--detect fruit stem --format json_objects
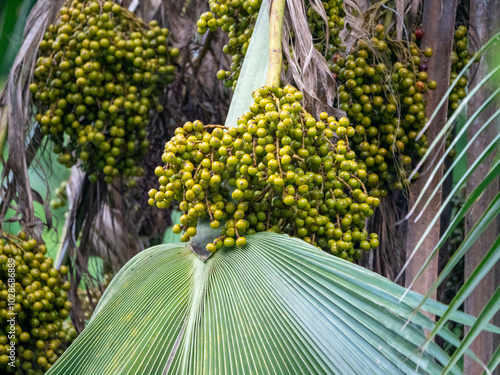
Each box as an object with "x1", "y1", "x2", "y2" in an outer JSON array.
[
  {"x1": 383, "y1": 4, "x2": 392, "y2": 35},
  {"x1": 266, "y1": 0, "x2": 286, "y2": 87}
]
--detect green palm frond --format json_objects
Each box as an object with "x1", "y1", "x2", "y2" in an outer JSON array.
[{"x1": 46, "y1": 232, "x2": 499, "y2": 375}]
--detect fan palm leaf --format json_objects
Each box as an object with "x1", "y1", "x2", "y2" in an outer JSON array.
[{"x1": 46, "y1": 232, "x2": 498, "y2": 375}]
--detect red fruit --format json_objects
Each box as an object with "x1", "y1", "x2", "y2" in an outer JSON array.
[
  {"x1": 332, "y1": 73, "x2": 339, "y2": 81},
  {"x1": 333, "y1": 53, "x2": 341, "y2": 63},
  {"x1": 415, "y1": 81, "x2": 425, "y2": 92},
  {"x1": 375, "y1": 24, "x2": 384, "y2": 33},
  {"x1": 418, "y1": 63, "x2": 428, "y2": 72},
  {"x1": 414, "y1": 27, "x2": 424, "y2": 40}
]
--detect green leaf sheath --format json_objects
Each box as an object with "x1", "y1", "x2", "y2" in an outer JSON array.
[{"x1": 224, "y1": 0, "x2": 269, "y2": 129}]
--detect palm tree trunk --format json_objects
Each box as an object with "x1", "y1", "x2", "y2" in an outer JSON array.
[
  {"x1": 465, "y1": 1, "x2": 500, "y2": 372},
  {"x1": 405, "y1": 0, "x2": 457, "y2": 305}
]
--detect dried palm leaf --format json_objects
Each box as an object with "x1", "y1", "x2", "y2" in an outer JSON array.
[
  {"x1": 363, "y1": 191, "x2": 407, "y2": 284},
  {"x1": 282, "y1": 0, "x2": 344, "y2": 118},
  {"x1": 0, "y1": 0, "x2": 65, "y2": 235}
]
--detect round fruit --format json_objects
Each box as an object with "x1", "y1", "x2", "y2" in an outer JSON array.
[
  {"x1": 0, "y1": 230, "x2": 77, "y2": 374},
  {"x1": 32, "y1": 0, "x2": 176, "y2": 187},
  {"x1": 329, "y1": 24, "x2": 437, "y2": 191},
  {"x1": 150, "y1": 84, "x2": 379, "y2": 263}
]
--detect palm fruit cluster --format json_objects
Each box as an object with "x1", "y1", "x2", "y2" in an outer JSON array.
[
  {"x1": 307, "y1": 0, "x2": 345, "y2": 58},
  {"x1": 30, "y1": 0, "x2": 177, "y2": 186},
  {"x1": 444, "y1": 25, "x2": 475, "y2": 158},
  {"x1": 330, "y1": 24, "x2": 437, "y2": 193},
  {"x1": 0, "y1": 231, "x2": 77, "y2": 374},
  {"x1": 198, "y1": 0, "x2": 263, "y2": 90},
  {"x1": 49, "y1": 181, "x2": 68, "y2": 210},
  {"x1": 149, "y1": 84, "x2": 380, "y2": 262},
  {"x1": 78, "y1": 272, "x2": 112, "y2": 321},
  {"x1": 449, "y1": 25, "x2": 472, "y2": 113},
  {"x1": 202, "y1": 0, "x2": 345, "y2": 88}
]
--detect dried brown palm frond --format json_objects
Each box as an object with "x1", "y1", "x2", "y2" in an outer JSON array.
[
  {"x1": 0, "y1": 0, "x2": 65, "y2": 237},
  {"x1": 341, "y1": 0, "x2": 370, "y2": 52},
  {"x1": 406, "y1": 0, "x2": 422, "y2": 34},
  {"x1": 281, "y1": 0, "x2": 344, "y2": 118},
  {"x1": 59, "y1": 167, "x2": 145, "y2": 330},
  {"x1": 394, "y1": 0, "x2": 422, "y2": 40},
  {"x1": 363, "y1": 191, "x2": 407, "y2": 285},
  {"x1": 158, "y1": 0, "x2": 231, "y2": 123}
]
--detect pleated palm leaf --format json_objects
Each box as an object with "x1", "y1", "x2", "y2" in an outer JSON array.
[{"x1": 47, "y1": 232, "x2": 500, "y2": 375}]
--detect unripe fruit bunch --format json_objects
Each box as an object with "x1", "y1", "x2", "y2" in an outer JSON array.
[
  {"x1": 330, "y1": 24, "x2": 437, "y2": 192},
  {"x1": 445, "y1": 25, "x2": 476, "y2": 158},
  {"x1": 77, "y1": 272, "x2": 113, "y2": 321},
  {"x1": 204, "y1": 0, "x2": 345, "y2": 89},
  {"x1": 31, "y1": 0, "x2": 177, "y2": 186},
  {"x1": 199, "y1": 0, "x2": 263, "y2": 90},
  {"x1": 0, "y1": 231, "x2": 77, "y2": 374},
  {"x1": 307, "y1": 0, "x2": 345, "y2": 57},
  {"x1": 448, "y1": 25, "x2": 473, "y2": 114},
  {"x1": 149, "y1": 84, "x2": 380, "y2": 262},
  {"x1": 50, "y1": 181, "x2": 68, "y2": 210}
]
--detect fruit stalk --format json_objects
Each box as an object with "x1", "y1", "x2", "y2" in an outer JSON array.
[{"x1": 266, "y1": 0, "x2": 286, "y2": 86}]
